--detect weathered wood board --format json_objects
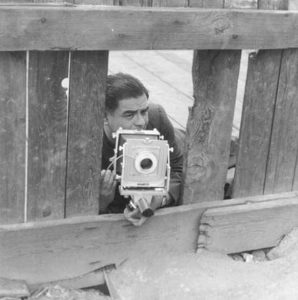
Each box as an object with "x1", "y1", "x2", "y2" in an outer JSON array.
[
  {"x1": 198, "y1": 193, "x2": 298, "y2": 253},
  {"x1": 233, "y1": 50, "x2": 282, "y2": 197},
  {"x1": 0, "y1": 191, "x2": 296, "y2": 286},
  {"x1": 27, "y1": 51, "x2": 69, "y2": 221},
  {"x1": 264, "y1": 49, "x2": 298, "y2": 194},
  {"x1": 0, "y1": 52, "x2": 26, "y2": 225},
  {"x1": 259, "y1": 0, "x2": 289, "y2": 9},
  {"x1": 153, "y1": 0, "x2": 187, "y2": 6},
  {"x1": 233, "y1": 0, "x2": 295, "y2": 197},
  {"x1": 1, "y1": 6, "x2": 298, "y2": 50},
  {"x1": 189, "y1": 0, "x2": 223, "y2": 7},
  {"x1": 224, "y1": 0, "x2": 257, "y2": 8},
  {"x1": 182, "y1": 0, "x2": 243, "y2": 204},
  {"x1": 65, "y1": 51, "x2": 108, "y2": 217},
  {"x1": 183, "y1": 50, "x2": 241, "y2": 203}
]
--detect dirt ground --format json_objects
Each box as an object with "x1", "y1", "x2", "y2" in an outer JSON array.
[{"x1": 110, "y1": 228, "x2": 298, "y2": 300}]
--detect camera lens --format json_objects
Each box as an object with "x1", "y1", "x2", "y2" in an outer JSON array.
[
  {"x1": 135, "y1": 152, "x2": 157, "y2": 174},
  {"x1": 140, "y1": 158, "x2": 153, "y2": 170}
]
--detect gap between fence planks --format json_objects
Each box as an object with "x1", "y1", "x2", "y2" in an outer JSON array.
[
  {"x1": 0, "y1": 191, "x2": 296, "y2": 286},
  {"x1": 1, "y1": 6, "x2": 298, "y2": 50},
  {"x1": 198, "y1": 192, "x2": 298, "y2": 254}
]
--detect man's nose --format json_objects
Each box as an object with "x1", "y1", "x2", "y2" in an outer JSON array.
[{"x1": 134, "y1": 113, "x2": 146, "y2": 128}]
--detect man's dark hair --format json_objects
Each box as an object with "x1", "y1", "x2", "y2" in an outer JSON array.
[{"x1": 105, "y1": 73, "x2": 149, "y2": 112}]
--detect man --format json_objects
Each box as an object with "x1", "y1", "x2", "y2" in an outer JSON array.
[{"x1": 100, "y1": 73, "x2": 183, "y2": 225}]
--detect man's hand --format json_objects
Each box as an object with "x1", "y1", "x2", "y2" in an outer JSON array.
[
  {"x1": 99, "y1": 170, "x2": 117, "y2": 212},
  {"x1": 123, "y1": 195, "x2": 167, "y2": 226}
]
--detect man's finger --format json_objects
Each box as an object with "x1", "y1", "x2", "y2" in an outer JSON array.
[
  {"x1": 103, "y1": 170, "x2": 112, "y2": 184},
  {"x1": 99, "y1": 170, "x2": 106, "y2": 184},
  {"x1": 108, "y1": 171, "x2": 116, "y2": 186},
  {"x1": 123, "y1": 207, "x2": 148, "y2": 226}
]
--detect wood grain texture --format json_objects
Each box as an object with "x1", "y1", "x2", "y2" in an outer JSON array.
[
  {"x1": 152, "y1": 0, "x2": 187, "y2": 6},
  {"x1": 65, "y1": 51, "x2": 108, "y2": 217},
  {"x1": 258, "y1": 0, "x2": 289, "y2": 9},
  {"x1": 0, "y1": 52, "x2": 26, "y2": 225},
  {"x1": 1, "y1": 6, "x2": 298, "y2": 50},
  {"x1": 27, "y1": 52, "x2": 69, "y2": 221},
  {"x1": 225, "y1": 0, "x2": 257, "y2": 8},
  {"x1": 182, "y1": 0, "x2": 242, "y2": 204},
  {"x1": 74, "y1": 0, "x2": 114, "y2": 4},
  {"x1": 233, "y1": 50, "x2": 282, "y2": 197},
  {"x1": 294, "y1": 165, "x2": 298, "y2": 191},
  {"x1": 233, "y1": 0, "x2": 289, "y2": 198},
  {"x1": 264, "y1": 49, "x2": 298, "y2": 194},
  {"x1": 189, "y1": 0, "x2": 223, "y2": 7},
  {"x1": 198, "y1": 193, "x2": 298, "y2": 253},
  {"x1": 182, "y1": 50, "x2": 241, "y2": 203},
  {"x1": 1, "y1": 191, "x2": 295, "y2": 285}
]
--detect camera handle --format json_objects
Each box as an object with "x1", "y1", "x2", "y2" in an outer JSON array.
[{"x1": 128, "y1": 195, "x2": 154, "y2": 218}]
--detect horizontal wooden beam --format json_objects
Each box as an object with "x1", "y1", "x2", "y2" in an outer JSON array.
[
  {"x1": 0, "y1": 5, "x2": 298, "y2": 50},
  {"x1": 198, "y1": 193, "x2": 298, "y2": 254},
  {"x1": 0, "y1": 191, "x2": 297, "y2": 286}
]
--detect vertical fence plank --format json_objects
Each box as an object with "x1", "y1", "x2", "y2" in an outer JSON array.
[
  {"x1": 182, "y1": 0, "x2": 242, "y2": 204},
  {"x1": 0, "y1": 52, "x2": 26, "y2": 224},
  {"x1": 152, "y1": 0, "x2": 187, "y2": 6},
  {"x1": 258, "y1": 0, "x2": 288, "y2": 8},
  {"x1": 294, "y1": 164, "x2": 298, "y2": 191},
  {"x1": 65, "y1": 51, "x2": 108, "y2": 217},
  {"x1": 189, "y1": 0, "x2": 223, "y2": 7},
  {"x1": 119, "y1": 0, "x2": 143, "y2": 5},
  {"x1": 224, "y1": 0, "x2": 257, "y2": 7},
  {"x1": 183, "y1": 50, "x2": 241, "y2": 203},
  {"x1": 73, "y1": 0, "x2": 114, "y2": 4},
  {"x1": 27, "y1": 52, "x2": 69, "y2": 221},
  {"x1": 233, "y1": 50, "x2": 282, "y2": 197},
  {"x1": 233, "y1": 0, "x2": 289, "y2": 197},
  {"x1": 264, "y1": 49, "x2": 298, "y2": 193}
]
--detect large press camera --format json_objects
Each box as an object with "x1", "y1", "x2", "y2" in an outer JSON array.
[{"x1": 113, "y1": 128, "x2": 172, "y2": 217}]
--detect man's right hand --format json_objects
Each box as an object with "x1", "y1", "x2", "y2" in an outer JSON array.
[{"x1": 99, "y1": 170, "x2": 117, "y2": 212}]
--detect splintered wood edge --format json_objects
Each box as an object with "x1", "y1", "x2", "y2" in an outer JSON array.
[{"x1": 197, "y1": 193, "x2": 298, "y2": 253}]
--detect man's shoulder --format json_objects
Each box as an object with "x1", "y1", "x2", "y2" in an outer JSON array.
[
  {"x1": 148, "y1": 102, "x2": 163, "y2": 114},
  {"x1": 148, "y1": 102, "x2": 166, "y2": 129}
]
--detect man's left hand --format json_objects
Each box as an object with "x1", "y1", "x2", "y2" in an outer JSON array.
[{"x1": 123, "y1": 195, "x2": 167, "y2": 226}]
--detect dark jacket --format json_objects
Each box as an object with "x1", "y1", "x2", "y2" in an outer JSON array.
[{"x1": 101, "y1": 103, "x2": 183, "y2": 213}]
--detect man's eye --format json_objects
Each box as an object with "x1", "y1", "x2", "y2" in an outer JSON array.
[
  {"x1": 125, "y1": 113, "x2": 134, "y2": 119},
  {"x1": 141, "y1": 109, "x2": 148, "y2": 115}
]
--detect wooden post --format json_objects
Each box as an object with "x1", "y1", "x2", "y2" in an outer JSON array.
[{"x1": 182, "y1": 0, "x2": 241, "y2": 204}]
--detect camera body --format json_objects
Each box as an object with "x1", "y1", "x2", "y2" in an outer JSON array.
[{"x1": 113, "y1": 128, "x2": 171, "y2": 217}]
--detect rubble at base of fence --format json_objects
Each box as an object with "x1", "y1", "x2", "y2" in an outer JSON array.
[{"x1": 230, "y1": 227, "x2": 298, "y2": 263}]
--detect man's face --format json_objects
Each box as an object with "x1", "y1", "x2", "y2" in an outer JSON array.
[{"x1": 105, "y1": 94, "x2": 149, "y2": 140}]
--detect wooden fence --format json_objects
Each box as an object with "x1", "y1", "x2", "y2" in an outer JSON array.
[
  {"x1": 1, "y1": 0, "x2": 297, "y2": 224},
  {"x1": 1, "y1": 0, "x2": 298, "y2": 287}
]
